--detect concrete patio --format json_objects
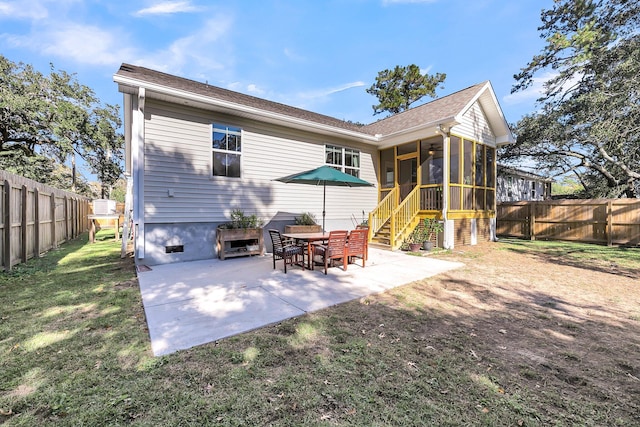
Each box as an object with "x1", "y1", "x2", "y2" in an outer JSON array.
[{"x1": 137, "y1": 248, "x2": 464, "y2": 356}]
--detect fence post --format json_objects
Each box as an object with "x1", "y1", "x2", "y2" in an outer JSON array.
[
  {"x1": 529, "y1": 202, "x2": 536, "y2": 241},
  {"x1": 51, "y1": 194, "x2": 57, "y2": 249},
  {"x1": 3, "y1": 180, "x2": 11, "y2": 271},
  {"x1": 64, "y1": 196, "x2": 69, "y2": 242},
  {"x1": 71, "y1": 198, "x2": 76, "y2": 238},
  {"x1": 21, "y1": 185, "x2": 28, "y2": 263},
  {"x1": 607, "y1": 200, "x2": 613, "y2": 246},
  {"x1": 34, "y1": 188, "x2": 40, "y2": 258}
]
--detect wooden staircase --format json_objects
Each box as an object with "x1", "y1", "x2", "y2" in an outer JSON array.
[
  {"x1": 369, "y1": 220, "x2": 391, "y2": 249},
  {"x1": 368, "y1": 186, "x2": 422, "y2": 251}
]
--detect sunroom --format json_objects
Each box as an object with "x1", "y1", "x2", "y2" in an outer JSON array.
[{"x1": 364, "y1": 82, "x2": 511, "y2": 250}]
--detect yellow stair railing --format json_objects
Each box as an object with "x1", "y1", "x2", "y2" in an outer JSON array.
[
  {"x1": 390, "y1": 186, "x2": 421, "y2": 250},
  {"x1": 368, "y1": 187, "x2": 398, "y2": 239}
]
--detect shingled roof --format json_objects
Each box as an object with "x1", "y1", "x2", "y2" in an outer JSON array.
[
  {"x1": 361, "y1": 82, "x2": 488, "y2": 136},
  {"x1": 114, "y1": 63, "x2": 493, "y2": 139},
  {"x1": 115, "y1": 63, "x2": 366, "y2": 134}
]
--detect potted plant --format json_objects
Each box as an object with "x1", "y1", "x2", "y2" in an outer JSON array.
[
  {"x1": 420, "y1": 218, "x2": 444, "y2": 251},
  {"x1": 404, "y1": 227, "x2": 423, "y2": 252},
  {"x1": 284, "y1": 212, "x2": 322, "y2": 233},
  {"x1": 216, "y1": 209, "x2": 265, "y2": 260}
]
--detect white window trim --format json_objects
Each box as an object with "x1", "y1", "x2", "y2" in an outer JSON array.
[
  {"x1": 211, "y1": 123, "x2": 243, "y2": 179},
  {"x1": 325, "y1": 144, "x2": 361, "y2": 177}
]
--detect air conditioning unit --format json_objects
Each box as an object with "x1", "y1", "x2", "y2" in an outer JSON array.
[{"x1": 93, "y1": 199, "x2": 117, "y2": 215}]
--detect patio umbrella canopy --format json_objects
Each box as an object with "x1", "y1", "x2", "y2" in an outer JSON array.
[{"x1": 275, "y1": 165, "x2": 374, "y2": 231}]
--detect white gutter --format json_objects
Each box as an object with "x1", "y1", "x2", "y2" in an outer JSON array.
[{"x1": 114, "y1": 74, "x2": 380, "y2": 145}]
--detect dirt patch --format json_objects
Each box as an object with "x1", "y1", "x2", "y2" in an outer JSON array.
[{"x1": 368, "y1": 241, "x2": 640, "y2": 423}]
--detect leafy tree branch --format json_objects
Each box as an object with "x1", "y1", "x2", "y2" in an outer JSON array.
[{"x1": 366, "y1": 64, "x2": 446, "y2": 115}]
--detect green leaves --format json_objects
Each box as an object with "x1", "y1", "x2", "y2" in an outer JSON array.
[
  {"x1": 366, "y1": 64, "x2": 446, "y2": 115},
  {"x1": 507, "y1": 0, "x2": 640, "y2": 198},
  {"x1": 0, "y1": 55, "x2": 123, "y2": 196}
]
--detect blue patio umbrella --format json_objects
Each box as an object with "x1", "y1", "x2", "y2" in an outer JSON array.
[{"x1": 275, "y1": 165, "x2": 374, "y2": 231}]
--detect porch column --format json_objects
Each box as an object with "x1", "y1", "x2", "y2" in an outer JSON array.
[{"x1": 440, "y1": 127, "x2": 454, "y2": 249}]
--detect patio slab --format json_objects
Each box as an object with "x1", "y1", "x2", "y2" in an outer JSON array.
[{"x1": 137, "y1": 248, "x2": 463, "y2": 356}]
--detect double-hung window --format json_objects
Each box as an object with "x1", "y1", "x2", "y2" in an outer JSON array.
[
  {"x1": 212, "y1": 123, "x2": 242, "y2": 178},
  {"x1": 325, "y1": 144, "x2": 360, "y2": 177}
]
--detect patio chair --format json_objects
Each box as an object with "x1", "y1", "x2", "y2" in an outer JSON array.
[
  {"x1": 312, "y1": 230, "x2": 349, "y2": 275},
  {"x1": 268, "y1": 229, "x2": 304, "y2": 273},
  {"x1": 355, "y1": 225, "x2": 369, "y2": 259},
  {"x1": 346, "y1": 228, "x2": 368, "y2": 268}
]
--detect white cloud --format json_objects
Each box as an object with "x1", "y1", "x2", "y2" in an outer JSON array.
[
  {"x1": 503, "y1": 71, "x2": 583, "y2": 107},
  {"x1": 134, "y1": 1, "x2": 200, "y2": 17},
  {"x1": 136, "y1": 17, "x2": 233, "y2": 75},
  {"x1": 2, "y1": 23, "x2": 135, "y2": 66},
  {"x1": 278, "y1": 81, "x2": 368, "y2": 111},
  {"x1": 419, "y1": 65, "x2": 433, "y2": 75},
  {"x1": 226, "y1": 82, "x2": 265, "y2": 96},
  {"x1": 0, "y1": 0, "x2": 49, "y2": 19},
  {"x1": 1, "y1": 6, "x2": 235, "y2": 78},
  {"x1": 298, "y1": 81, "x2": 367, "y2": 100},
  {"x1": 503, "y1": 72, "x2": 554, "y2": 105},
  {"x1": 0, "y1": 0, "x2": 82, "y2": 20},
  {"x1": 246, "y1": 84, "x2": 265, "y2": 95},
  {"x1": 223, "y1": 80, "x2": 367, "y2": 113}
]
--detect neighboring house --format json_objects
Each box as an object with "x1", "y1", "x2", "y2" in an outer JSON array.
[
  {"x1": 114, "y1": 64, "x2": 514, "y2": 265},
  {"x1": 496, "y1": 165, "x2": 553, "y2": 202}
]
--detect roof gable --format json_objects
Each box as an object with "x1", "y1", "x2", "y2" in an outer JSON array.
[{"x1": 361, "y1": 82, "x2": 487, "y2": 136}]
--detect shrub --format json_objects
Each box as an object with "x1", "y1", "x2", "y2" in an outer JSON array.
[
  {"x1": 220, "y1": 209, "x2": 264, "y2": 229},
  {"x1": 295, "y1": 212, "x2": 317, "y2": 226}
]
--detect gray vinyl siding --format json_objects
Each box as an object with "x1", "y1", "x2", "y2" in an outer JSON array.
[
  {"x1": 496, "y1": 174, "x2": 548, "y2": 202},
  {"x1": 143, "y1": 100, "x2": 378, "y2": 226},
  {"x1": 452, "y1": 101, "x2": 496, "y2": 145}
]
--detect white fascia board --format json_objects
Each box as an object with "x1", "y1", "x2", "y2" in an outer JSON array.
[
  {"x1": 455, "y1": 82, "x2": 515, "y2": 145},
  {"x1": 376, "y1": 117, "x2": 458, "y2": 149},
  {"x1": 459, "y1": 81, "x2": 491, "y2": 117},
  {"x1": 496, "y1": 134, "x2": 515, "y2": 145},
  {"x1": 114, "y1": 74, "x2": 379, "y2": 145}
]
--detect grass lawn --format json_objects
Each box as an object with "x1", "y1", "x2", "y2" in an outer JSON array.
[{"x1": 1, "y1": 232, "x2": 639, "y2": 426}]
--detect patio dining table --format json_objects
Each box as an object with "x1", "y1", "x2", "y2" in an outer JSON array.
[{"x1": 282, "y1": 232, "x2": 330, "y2": 269}]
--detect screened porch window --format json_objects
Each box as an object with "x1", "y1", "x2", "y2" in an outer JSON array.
[
  {"x1": 212, "y1": 123, "x2": 242, "y2": 178},
  {"x1": 449, "y1": 136, "x2": 496, "y2": 212},
  {"x1": 380, "y1": 148, "x2": 394, "y2": 188},
  {"x1": 420, "y1": 138, "x2": 443, "y2": 185},
  {"x1": 449, "y1": 136, "x2": 461, "y2": 184},
  {"x1": 326, "y1": 145, "x2": 360, "y2": 177}
]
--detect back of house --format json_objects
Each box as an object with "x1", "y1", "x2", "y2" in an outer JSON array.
[{"x1": 114, "y1": 64, "x2": 513, "y2": 265}]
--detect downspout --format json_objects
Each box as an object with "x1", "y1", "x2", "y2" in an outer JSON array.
[{"x1": 132, "y1": 87, "x2": 146, "y2": 259}]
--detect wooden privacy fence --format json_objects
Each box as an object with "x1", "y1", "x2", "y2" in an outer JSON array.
[
  {"x1": 1, "y1": 170, "x2": 90, "y2": 271},
  {"x1": 496, "y1": 199, "x2": 640, "y2": 246}
]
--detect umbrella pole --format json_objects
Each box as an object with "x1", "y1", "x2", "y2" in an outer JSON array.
[{"x1": 322, "y1": 183, "x2": 326, "y2": 232}]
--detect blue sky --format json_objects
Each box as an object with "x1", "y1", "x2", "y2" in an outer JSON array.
[{"x1": 1, "y1": 0, "x2": 554, "y2": 131}]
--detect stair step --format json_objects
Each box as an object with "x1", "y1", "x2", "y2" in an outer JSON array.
[{"x1": 372, "y1": 237, "x2": 390, "y2": 245}]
